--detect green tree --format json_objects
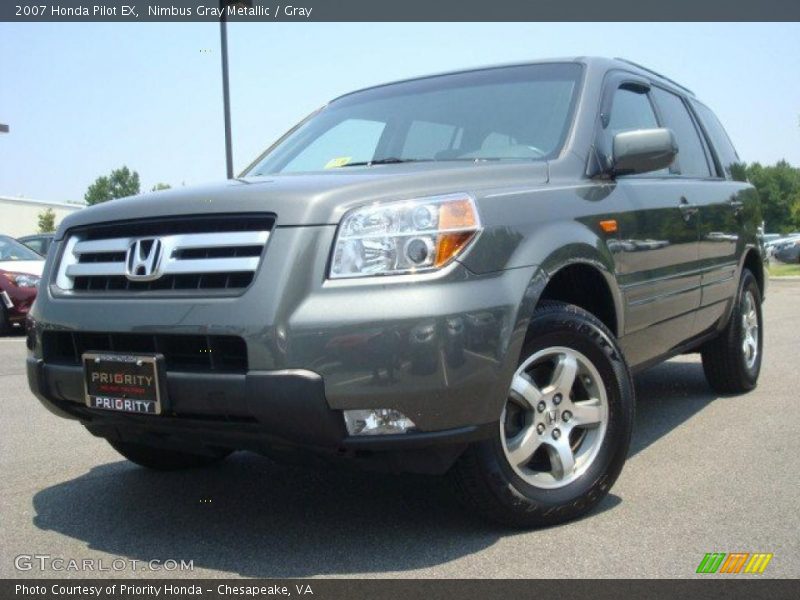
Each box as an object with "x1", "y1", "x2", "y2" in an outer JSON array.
[
  {"x1": 746, "y1": 161, "x2": 800, "y2": 233},
  {"x1": 37, "y1": 208, "x2": 56, "y2": 233},
  {"x1": 791, "y1": 195, "x2": 800, "y2": 231},
  {"x1": 84, "y1": 166, "x2": 141, "y2": 205},
  {"x1": 150, "y1": 182, "x2": 171, "y2": 192}
]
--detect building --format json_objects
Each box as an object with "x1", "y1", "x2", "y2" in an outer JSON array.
[{"x1": 0, "y1": 196, "x2": 85, "y2": 237}]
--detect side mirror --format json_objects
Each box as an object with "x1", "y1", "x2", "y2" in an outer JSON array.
[{"x1": 612, "y1": 128, "x2": 678, "y2": 176}]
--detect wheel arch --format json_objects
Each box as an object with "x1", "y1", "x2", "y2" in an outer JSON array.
[
  {"x1": 742, "y1": 246, "x2": 766, "y2": 299},
  {"x1": 498, "y1": 232, "x2": 627, "y2": 413},
  {"x1": 715, "y1": 245, "x2": 766, "y2": 334},
  {"x1": 536, "y1": 261, "x2": 621, "y2": 339}
]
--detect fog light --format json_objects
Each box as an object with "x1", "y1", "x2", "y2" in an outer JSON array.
[{"x1": 343, "y1": 409, "x2": 415, "y2": 436}]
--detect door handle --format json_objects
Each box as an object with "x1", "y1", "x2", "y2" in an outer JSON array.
[{"x1": 678, "y1": 196, "x2": 698, "y2": 220}]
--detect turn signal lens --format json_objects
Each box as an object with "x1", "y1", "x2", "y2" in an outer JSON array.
[
  {"x1": 330, "y1": 193, "x2": 481, "y2": 278},
  {"x1": 436, "y1": 232, "x2": 475, "y2": 267}
]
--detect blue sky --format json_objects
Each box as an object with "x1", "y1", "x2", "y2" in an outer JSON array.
[{"x1": 1, "y1": 22, "x2": 798, "y2": 202}]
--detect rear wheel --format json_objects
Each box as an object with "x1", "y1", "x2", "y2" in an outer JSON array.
[
  {"x1": 107, "y1": 439, "x2": 230, "y2": 471},
  {"x1": 701, "y1": 269, "x2": 763, "y2": 393},
  {"x1": 451, "y1": 301, "x2": 635, "y2": 528}
]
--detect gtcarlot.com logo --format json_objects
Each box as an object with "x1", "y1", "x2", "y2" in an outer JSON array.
[
  {"x1": 14, "y1": 554, "x2": 194, "y2": 572},
  {"x1": 696, "y1": 552, "x2": 773, "y2": 574}
]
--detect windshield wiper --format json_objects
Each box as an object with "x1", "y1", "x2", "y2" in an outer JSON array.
[{"x1": 340, "y1": 157, "x2": 432, "y2": 167}]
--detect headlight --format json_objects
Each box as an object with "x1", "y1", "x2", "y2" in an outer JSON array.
[
  {"x1": 330, "y1": 193, "x2": 481, "y2": 278},
  {"x1": 2, "y1": 272, "x2": 41, "y2": 288}
]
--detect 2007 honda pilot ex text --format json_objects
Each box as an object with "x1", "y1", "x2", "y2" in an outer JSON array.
[{"x1": 27, "y1": 57, "x2": 766, "y2": 527}]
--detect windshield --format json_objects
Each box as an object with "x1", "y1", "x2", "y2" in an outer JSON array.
[
  {"x1": 0, "y1": 235, "x2": 43, "y2": 262},
  {"x1": 246, "y1": 63, "x2": 582, "y2": 175}
]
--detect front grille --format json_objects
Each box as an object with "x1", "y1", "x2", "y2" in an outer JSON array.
[
  {"x1": 72, "y1": 272, "x2": 254, "y2": 292},
  {"x1": 54, "y1": 214, "x2": 274, "y2": 295},
  {"x1": 42, "y1": 331, "x2": 248, "y2": 373}
]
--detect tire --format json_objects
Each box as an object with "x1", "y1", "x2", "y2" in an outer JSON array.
[
  {"x1": 107, "y1": 439, "x2": 230, "y2": 471},
  {"x1": 701, "y1": 269, "x2": 763, "y2": 394},
  {"x1": 451, "y1": 301, "x2": 635, "y2": 528}
]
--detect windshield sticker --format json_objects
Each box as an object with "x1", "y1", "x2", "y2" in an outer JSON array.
[{"x1": 324, "y1": 157, "x2": 352, "y2": 169}]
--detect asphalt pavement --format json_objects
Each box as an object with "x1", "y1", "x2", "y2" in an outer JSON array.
[{"x1": 1, "y1": 280, "x2": 798, "y2": 578}]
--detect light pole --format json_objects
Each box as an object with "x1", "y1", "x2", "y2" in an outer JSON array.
[{"x1": 219, "y1": 0, "x2": 252, "y2": 179}]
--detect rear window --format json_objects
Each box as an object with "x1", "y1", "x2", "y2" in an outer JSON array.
[{"x1": 690, "y1": 100, "x2": 742, "y2": 180}]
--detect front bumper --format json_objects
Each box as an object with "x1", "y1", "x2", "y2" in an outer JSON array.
[
  {"x1": 28, "y1": 224, "x2": 542, "y2": 470},
  {"x1": 27, "y1": 357, "x2": 494, "y2": 473}
]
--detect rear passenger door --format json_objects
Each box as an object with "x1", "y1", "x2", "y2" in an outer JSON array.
[
  {"x1": 687, "y1": 99, "x2": 749, "y2": 329},
  {"x1": 607, "y1": 84, "x2": 702, "y2": 364}
]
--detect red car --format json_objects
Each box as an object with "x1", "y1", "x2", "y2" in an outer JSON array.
[{"x1": 0, "y1": 235, "x2": 44, "y2": 334}]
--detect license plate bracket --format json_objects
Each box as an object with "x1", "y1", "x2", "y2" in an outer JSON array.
[{"x1": 83, "y1": 352, "x2": 167, "y2": 415}]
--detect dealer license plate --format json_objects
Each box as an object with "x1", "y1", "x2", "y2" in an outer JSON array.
[{"x1": 83, "y1": 352, "x2": 166, "y2": 415}]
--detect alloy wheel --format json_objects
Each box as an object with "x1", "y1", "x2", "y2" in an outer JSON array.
[
  {"x1": 741, "y1": 289, "x2": 759, "y2": 370},
  {"x1": 500, "y1": 346, "x2": 609, "y2": 489}
]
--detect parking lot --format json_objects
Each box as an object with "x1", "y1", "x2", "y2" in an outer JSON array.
[{"x1": 1, "y1": 280, "x2": 798, "y2": 579}]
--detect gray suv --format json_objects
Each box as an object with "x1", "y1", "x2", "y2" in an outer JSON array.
[{"x1": 27, "y1": 57, "x2": 765, "y2": 527}]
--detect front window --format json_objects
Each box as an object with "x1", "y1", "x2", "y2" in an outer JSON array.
[
  {"x1": 246, "y1": 63, "x2": 583, "y2": 175},
  {"x1": 0, "y1": 235, "x2": 42, "y2": 262}
]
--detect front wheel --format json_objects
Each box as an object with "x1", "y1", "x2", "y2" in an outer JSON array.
[{"x1": 451, "y1": 301, "x2": 635, "y2": 528}]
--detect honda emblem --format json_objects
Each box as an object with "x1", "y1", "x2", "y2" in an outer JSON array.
[{"x1": 125, "y1": 238, "x2": 163, "y2": 281}]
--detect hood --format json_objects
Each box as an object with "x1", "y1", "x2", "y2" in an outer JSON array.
[
  {"x1": 0, "y1": 260, "x2": 45, "y2": 277},
  {"x1": 55, "y1": 161, "x2": 549, "y2": 237}
]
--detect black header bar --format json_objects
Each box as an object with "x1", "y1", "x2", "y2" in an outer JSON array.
[
  {"x1": 3, "y1": 0, "x2": 800, "y2": 22},
  {"x1": 4, "y1": 579, "x2": 800, "y2": 600}
]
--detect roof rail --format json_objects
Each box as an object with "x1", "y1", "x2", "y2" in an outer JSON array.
[{"x1": 613, "y1": 58, "x2": 695, "y2": 96}]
